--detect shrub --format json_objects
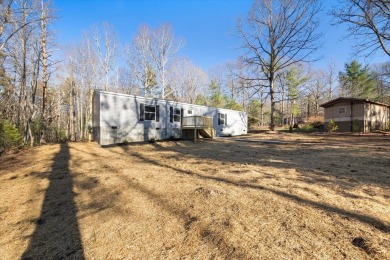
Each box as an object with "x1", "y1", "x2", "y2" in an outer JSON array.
[
  {"x1": 54, "y1": 128, "x2": 68, "y2": 143},
  {"x1": 307, "y1": 116, "x2": 324, "y2": 127},
  {"x1": 0, "y1": 120, "x2": 21, "y2": 149},
  {"x1": 149, "y1": 138, "x2": 156, "y2": 143},
  {"x1": 327, "y1": 120, "x2": 338, "y2": 132},
  {"x1": 301, "y1": 124, "x2": 314, "y2": 131},
  {"x1": 248, "y1": 116, "x2": 259, "y2": 129}
]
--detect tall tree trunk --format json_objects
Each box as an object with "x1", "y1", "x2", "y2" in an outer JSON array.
[
  {"x1": 161, "y1": 65, "x2": 165, "y2": 98},
  {"x1": 40, "y1": 1, "x2": 48, "y2": 144},
  {"x1": 69, "y1": 82, "x2": 74, "y2": 141},
  {"x1": 88, "y1": 88, "x2": 93, "y2": 140},
  {"x1": 307, "y1": 98, "x2": 310, "y2": 120},
  {"x1": 73, "y1": 86, "x2": 77, "y2": 141},
  {"x1": 17, "y1": 20, "x2": 28, "y2": 132},
  {"x1": 281, "y1": 89, "x2": 285, "y2": 125},
  {"x1": 269, "y1": 75, "x2": 275, "y2": 131}
]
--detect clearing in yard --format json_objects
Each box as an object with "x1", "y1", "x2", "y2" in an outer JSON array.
[{"x1": 0, "y1": 132, "x2": 389, "y2": 259}]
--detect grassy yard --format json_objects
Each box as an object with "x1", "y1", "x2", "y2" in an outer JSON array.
[{"x1": 0, "y1": 133, "x2": 389, "y2": 259}]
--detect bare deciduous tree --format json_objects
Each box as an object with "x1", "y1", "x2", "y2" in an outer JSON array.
[
  {"x1": 332, "y1": 0, "x2": 390, "y2": 57},
  {"x1": 39, "y1": 0, "x2": 48, "y2": 143},
  {"x1": 0, "y1": 0, "x2": 14, "y2": 45},
  {"x1": 326, "y1": 61, "x2": 338, "y2": 101},
  {"x1": 167, "y1": 57, "x2": 207, "y2": 103},
  {"x1": 307, "y1": 69, "x2": 328, "y2": 117},
  {"x1": 92, "y1": 22, "x2": 117, "y2": 91},
  {"x1": 126, "y1": 25, "x2": 156, "y2": 96},
  {"x1": 238, "y1": 0, "x2": 322, "y2": 130},
  {"x1": 0, "y1": 0, "x2": 48, "y2": 52},
  {"x1": 149, "y1": 23, "x2": 182, "y2": 99},
  {"x1": 116, "y1": 67, "x2": 139, "y2": 95}
]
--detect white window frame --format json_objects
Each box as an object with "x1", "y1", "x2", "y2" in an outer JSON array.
[{"x1": 338, "y1": 107, "x2": 346, "y2": 114}]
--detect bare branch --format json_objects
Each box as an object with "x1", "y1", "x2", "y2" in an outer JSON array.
[
  {"x1": 331, "y1": 0, "x2": 390, "y2": 57},
  {"x1": 237, "y1": 0, "x2": 322, "y2": 130}
]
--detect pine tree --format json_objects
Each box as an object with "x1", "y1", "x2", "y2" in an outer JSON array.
[{"x1": 339, "y1": 60, "x2": 376, "y2": 99}]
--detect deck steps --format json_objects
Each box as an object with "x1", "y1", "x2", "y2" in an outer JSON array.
[{"x1": 198, "y1": 128, "x2": 215, "y2": 139}]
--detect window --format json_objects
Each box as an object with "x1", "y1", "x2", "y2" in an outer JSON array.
[
  {"x1": 174, "y1": 108, "x2": 181, "y2": 122},
  {"x1": 188, "y1": 110, "x2": 193, "y2": 115},
  {"x1": 145, "y1": 105, "x2": 156, "y2": 120},
  {"x1": 338, "y1": 107, "x2": 346, "y2": 114},
  {"x1": 169, "y1": 107, "x2": 181, "y2": 122},
  {"x1": 218, "y1": 113, "x2": 227, "y2": 125},
  {"x1": 140, "y1": 104, "x2": 159, "y2": 121}
]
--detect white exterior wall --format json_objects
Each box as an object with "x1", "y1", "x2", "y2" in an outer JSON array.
[{"x1": 94, "y1": 91, "x2": 248, "y2": 145}]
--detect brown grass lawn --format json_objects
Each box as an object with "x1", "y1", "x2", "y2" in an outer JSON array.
[{"x1": 0, "y1": 132, "x2": 389, "y2": 259}]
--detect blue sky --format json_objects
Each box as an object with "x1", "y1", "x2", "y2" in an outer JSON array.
[{"x1": 53, "y1": 0, "x2": 388, "y2": 72}]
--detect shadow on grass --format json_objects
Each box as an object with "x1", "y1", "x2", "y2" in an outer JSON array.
[
  {"x1": 22, "y1": 143, "x2": 84, "y2": 259},
  {"x1": 117, "y1": 143, "x2": 390, "y2": 234},
  {"x1": 121, "y1": 174, "x2": 248, "y2": 258}
]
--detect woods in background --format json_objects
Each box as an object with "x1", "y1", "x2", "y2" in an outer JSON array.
[{"x1": 0, "y1": 0, "x2": 389, "y2": 149}]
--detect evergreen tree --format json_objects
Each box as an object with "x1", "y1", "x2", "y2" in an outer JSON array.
[
  {"x1": 339, "y1": 60, "x2": 376, "y2": 99},
  {"x1": 285, "y1": 67, "x2": 307, "y2": 126},
  {"x1": 248, "y1": 99, "x2": 261, "y2": 118},
  {"x1": 0, "y1": 120, "x2": 21, "y2": 149},
  {"x1": 194, "y1": 94, "x2": 207, "y2": 106},
  {"x1": 225, "y1": 96, "x2": 243, "y2": 111},
  {"x1": 144, "y1": 65, "x2": 158, "y2": 97},
  {"x1": 208, "y1": 80, "x2": 225, "y2": 108}
]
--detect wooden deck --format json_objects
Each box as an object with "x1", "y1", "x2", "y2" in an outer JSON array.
[
  {"x1": 181, "y1": 116, "x2": 213, "y2": 129},
  {"x1": 181, "y1": 116, "x2": 215, "y2": 141}
]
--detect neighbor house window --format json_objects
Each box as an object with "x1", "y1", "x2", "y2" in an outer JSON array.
[
  {"x1": 140, "y1": 104, "x2": 159, "y2": 121},
  {"x1": 218, "y1": 113, "x2": 227, "y2": 125},
  {"x1": 188, "y1": 110, "x2": 193, "y2": 115},
  {"x1": 169, "y1": 107, "x2": 181, "y2": 122},
  {"x1": 338, "y1": 107, "x2": 346, "y2": 114}
]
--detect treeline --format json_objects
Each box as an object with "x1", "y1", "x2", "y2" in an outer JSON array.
[
  {"x1": 1, "y1": 0, "x2": 55, "y2": 150},
  {"x1": 1, "y1": 0, "x2": 389, "y2": 150}
]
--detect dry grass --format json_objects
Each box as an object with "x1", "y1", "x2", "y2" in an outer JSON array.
[{"x1": 0, "y1": 132, "x2": 389, "y2": 259}]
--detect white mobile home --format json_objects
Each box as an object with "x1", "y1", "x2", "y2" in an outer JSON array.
[{"x1": 92, "y1": 90, "x2": 248, "y2": 145}]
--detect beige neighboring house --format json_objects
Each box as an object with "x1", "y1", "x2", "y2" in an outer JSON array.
[{"x1": 320, "y1": 97, "x2": 390, "y2": 132}]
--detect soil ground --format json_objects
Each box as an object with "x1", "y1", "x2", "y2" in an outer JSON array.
[{"x1": 0, "y1": 132, "x2": 389, "y2": 259}]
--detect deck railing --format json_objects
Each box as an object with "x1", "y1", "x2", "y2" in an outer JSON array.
[{"x1": 182, "y1": 116, "x2": 213, "y2": 128}]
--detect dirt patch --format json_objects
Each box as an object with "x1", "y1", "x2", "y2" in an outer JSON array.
[{"x1": 0, "y1": 133, "x2": 389, "y2": 259}]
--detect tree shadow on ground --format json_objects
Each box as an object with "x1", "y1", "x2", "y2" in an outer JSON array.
[
  {"x1": 151, "y1": 139, "x2": 390, "y2": 190},
  {"x1": 116, "y1": 142, "x2": 390, "y2": 234},
  {"x1": 120, "y1": 174, "x2": 249, "y2": 258},
  {"x1": 69, "y1": 143, "x2": 248, "y2": 258},
  {"x1": 22, "y1": 143, "x2": 84, "y2": 259}
]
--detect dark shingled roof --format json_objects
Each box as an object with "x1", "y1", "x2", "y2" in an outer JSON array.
[{"x1": 320, "y1": 97, "x2": 390, "y2": 108}]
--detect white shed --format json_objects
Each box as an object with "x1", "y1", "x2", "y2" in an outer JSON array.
[{"x1": 92, "y1": 90, "x2": 248, "y2": 145}]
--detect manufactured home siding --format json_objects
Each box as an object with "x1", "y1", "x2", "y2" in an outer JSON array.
[
  {"x1": 93, "y1": 91, "x2": 248, "y2": 145},
  {"x1": 99, "y1": 94, "x2": 167, "y2": 144},
  {"x1": 216, "y1": 108, "x2": 247, "y2": 136}
]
